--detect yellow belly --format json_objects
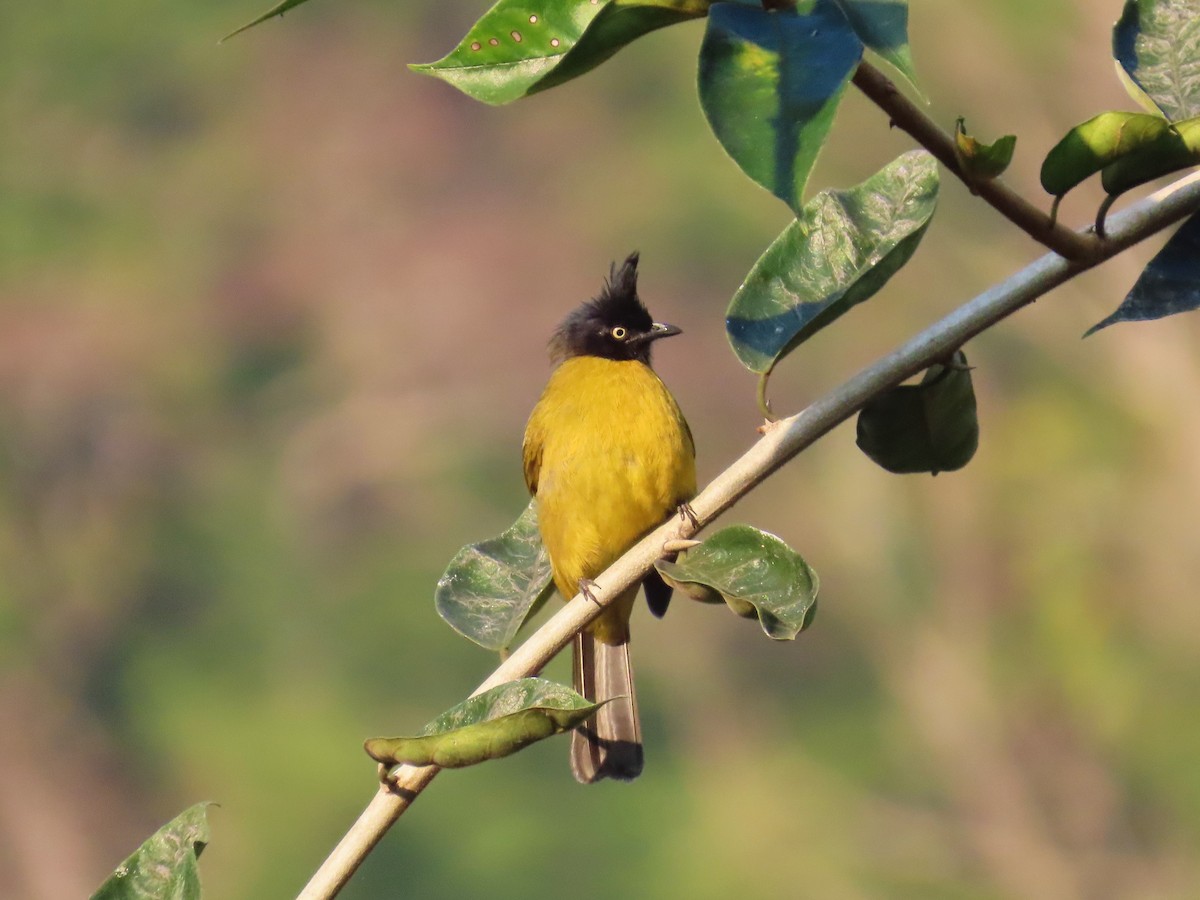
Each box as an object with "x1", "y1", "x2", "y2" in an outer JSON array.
[{"x1": 524, "y1": 356, "x2": 696, "y2": 643}]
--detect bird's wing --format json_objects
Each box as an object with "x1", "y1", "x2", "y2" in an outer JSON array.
[
  {"x1": 681, "y1": 414, "x2": 696, "y2": 464},
  {"x1": 522, "y1": 407, "x2": 544, "y2": 497}
]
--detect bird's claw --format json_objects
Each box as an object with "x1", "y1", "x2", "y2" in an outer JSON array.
[
  {"x1": 578, "y1": 578, "x2": 601, "y2": 606},
  {"x1": 677, "y1": 502, "x2": 699, "y2": 531}
]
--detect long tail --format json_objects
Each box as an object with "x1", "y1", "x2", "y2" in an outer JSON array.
[{"x1": 571, "y1": 629, "x2": 643, "y2": 783}]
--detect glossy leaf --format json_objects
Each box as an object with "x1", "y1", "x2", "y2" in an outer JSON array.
[
  {"x1": 364, "y1": 678, "x2": 601, "y2": 768},
  {"x1": 726, "y1": 150, "x2": 939, "y2": 374},
  {"x1": 654, "y1": 525, "x2": 818, "y2": 640},
  {"x1": 1099, "y1": 115, "x2": 1200, "y2": 196},
  {"x1": 832, "y1": 0, "x2": 919, "y2": 92},
  {"x1": 436, "y1": 499, "x2": 554, "y2": 653},
  {"x1": 1084, "y1": 212, "x2": 1200, "y2": 336},
  {"x1": 533, "y1": 0, "x2": 709, "y2": 94},
  {"x1": 953, "y1": 117, "x2": 1016, "y2": 180},
  {"x1": 223, "y1": 0, "x2": 315, "y2": 40},
  {"x1": 411, "y1": 0, "x2": 709, "y2": 105},
  {"x1": 91, "y1": 803, "x2": 212, "y2": 900},
  {"x1": 411, "y1": 0, "x2": 610, "y2": 105},
  {"x1": 1039, "y1": 111, "x2": 1173, "y2": 197},
  {"x1": 698, "y1": 0, "x2": 863, "y2": 212},
  {"x1": 855, "y1": 351, "x2": 979, "y2": 475},
  {"x1": 1113, "y1": 0, "x2": 1200, "y2": 122}
]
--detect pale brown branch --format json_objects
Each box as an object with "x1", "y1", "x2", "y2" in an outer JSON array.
[
  {"x1": 296, "y1": 170, "x2": 1200, "y2": 900},
  {"x1": 851, "y1": 61, "x2": 1103, "y2": 263}
]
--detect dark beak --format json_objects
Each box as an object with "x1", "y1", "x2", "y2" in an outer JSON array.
[{"x1": 640, "y1": 321, "x2": 682, "y2": 343}]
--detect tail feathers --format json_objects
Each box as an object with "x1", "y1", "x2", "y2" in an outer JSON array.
[
  {"x1": 642, "y1": 568, "x2": 673, "y2": 619},
  {"x1": 571, "y1": 630, "x2": 642, "y2": 783}
]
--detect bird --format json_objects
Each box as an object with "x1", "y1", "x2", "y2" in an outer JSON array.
[{"x1": 522, "y1": 252, "x2": 696, "y2": 783}]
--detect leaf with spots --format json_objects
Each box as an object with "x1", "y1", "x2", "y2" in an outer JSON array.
[
  {"x1": 655, "y1": 525, "x2": 818, "y2": 640},
  {"x1": 91, "y1": 803, "x2": 213, "y2": 900},
  {"x1": 436, "y1": 499, "x2": 555, "y2": 654},
  {"x1": 364, "y1": 678, "x2": 602, "y2": 769},
  {"x1": 411, "y1": 0, "x2": 712, "y2": 106},
  {"x1": 1113, "y1": 0, "x2": 1200, "y2": 122}
]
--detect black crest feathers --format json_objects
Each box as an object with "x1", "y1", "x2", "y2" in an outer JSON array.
[
  {"x1": 600, "y1": 252, "x2": 645, "y2": 315},
  {"x1": 550, "y1": 253, "x2": 662, "y2": 364}
]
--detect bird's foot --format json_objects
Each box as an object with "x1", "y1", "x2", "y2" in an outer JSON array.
[
  {"x1": 677, "y1": 501, "x2": 699, "y2": 531},
  {"x1": 578, "y1": 578, "x2": 601, "y2": 606}
]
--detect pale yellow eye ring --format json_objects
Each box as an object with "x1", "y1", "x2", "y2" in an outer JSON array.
[{"x1": 611, "y1": 326, "x2": 628, "y2": 340}]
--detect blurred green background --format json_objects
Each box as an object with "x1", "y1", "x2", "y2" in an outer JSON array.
[{"x1": 4, "y1": 1, "x2": 1200, "y2": 897}]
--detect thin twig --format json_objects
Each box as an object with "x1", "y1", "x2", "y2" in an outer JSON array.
[
  {"x1": 851, "y1": 61, "x2": 1103, "y2": 263},
  {"x1": 296, "y1": 170, "x2": 1200, "y2": 900}
]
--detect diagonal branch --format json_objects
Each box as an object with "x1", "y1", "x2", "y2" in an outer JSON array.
[
  {"x1": 851, "y1": 61, "x2": 1103, "y2": 263},
  {"x1": 296, "y1": 170, "x2": 1200, "y2": 900}
]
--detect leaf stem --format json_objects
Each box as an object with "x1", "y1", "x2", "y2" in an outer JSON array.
[
  {"x1": 756, "y1": 368, "x2": 777, "y2": 421},
  {"x1": 851, "y1": 61, "x2": 1103, "y2": 263},
  {"x1": 295, "y1": 170, "x2": 1200, "y2": 900}
]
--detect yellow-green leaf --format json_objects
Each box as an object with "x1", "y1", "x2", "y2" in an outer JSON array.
[
  {"x1": 364, "y1": 679, "x2": 602, "y2": 769},
  {"x1": 954, "y1": 117, "x2": 1016, "y2": 181},
  {"x1": 1040, "y1": 111, "x2": 1173, "y2": 198},
  {"x1": 1099, "y1": 115, "x2": 1200, "y2": 196}
]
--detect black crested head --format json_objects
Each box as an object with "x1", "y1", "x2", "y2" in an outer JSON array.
[{"x1": 549, "y1": 252, "x2": 681, "y2": 365}]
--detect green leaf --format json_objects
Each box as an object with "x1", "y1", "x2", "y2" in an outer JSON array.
[
  {"x1": 698, "y1": 0, "x2": 864, "y2": 212},
  {"x1": 411, "y1": 0, "x2": 610, "y2": 105},
  {"x1": 831, "y1": 0, "x2": 920, "y2": 93},
  {"x1": 364, "y1": 678, "x2": 602, "y2": 768},
  {"x1": 435, "y1": 500, "x2": 554, "y2": 653},
  {"x1": 953, "y1": 117, "x2": 1016, "y2": 180},
  {"x1": 1039, "y1": 111, "x2": 1173, "y2": 198},
  {"x1": 654, "y1": 525, "x2": 818, "y2": 640},
  {"x1": 855, "y1": 351, "x2": 979, "y2": 475},
  {"x1": 1099, "y1": 115, "x2": 1200, "y2": 196},
  {"x1": 1092, "y1": 115, "x2": 1200, "y2": 235},
  {"x1": 532, "y1": 0, "x2": 711, "y2": 95},
  {"x1": 725, "y1": 149, "x2": 939, "y2": 375},
  {"x1": 91, "y1": 803, "x2": 213, "y2": 900},
  {"x1": 411, "y1": 0, "x2": 709, "y2": 106},
  {"x1": 1084, "y1": 212, "x2": 1200, "y2": 336},
  {"x1": 223, "y1": 0, "x2": 315, "y2": 41},
  {"x1": 1114, "y1": 0, "x2": 1200, "y2": 122}
]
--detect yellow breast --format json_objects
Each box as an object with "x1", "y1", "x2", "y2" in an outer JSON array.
[{"x1": 523, "y1": 356, "x2": 696, "y2": 625}]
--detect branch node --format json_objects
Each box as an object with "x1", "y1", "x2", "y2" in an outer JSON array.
[{"x1": 851, "y1": 61, "x2": 1100, "y2": 263}]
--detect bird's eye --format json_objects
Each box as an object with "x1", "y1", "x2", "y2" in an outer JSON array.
[{"x1": 611, "y1": 326, "x2": 628, "y2": 340}]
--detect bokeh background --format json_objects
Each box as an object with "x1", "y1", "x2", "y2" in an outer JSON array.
[{"x1": 4, "y1": 1, "x2": 1200, "y2": 897}]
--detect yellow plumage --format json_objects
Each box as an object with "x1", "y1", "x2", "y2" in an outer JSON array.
[
  {"x1": 522, "y1": 251, "x2": 693, "y2": 782},
  {"x1": 523, "y1": 356, "x2": 695, "y2": 644}
]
